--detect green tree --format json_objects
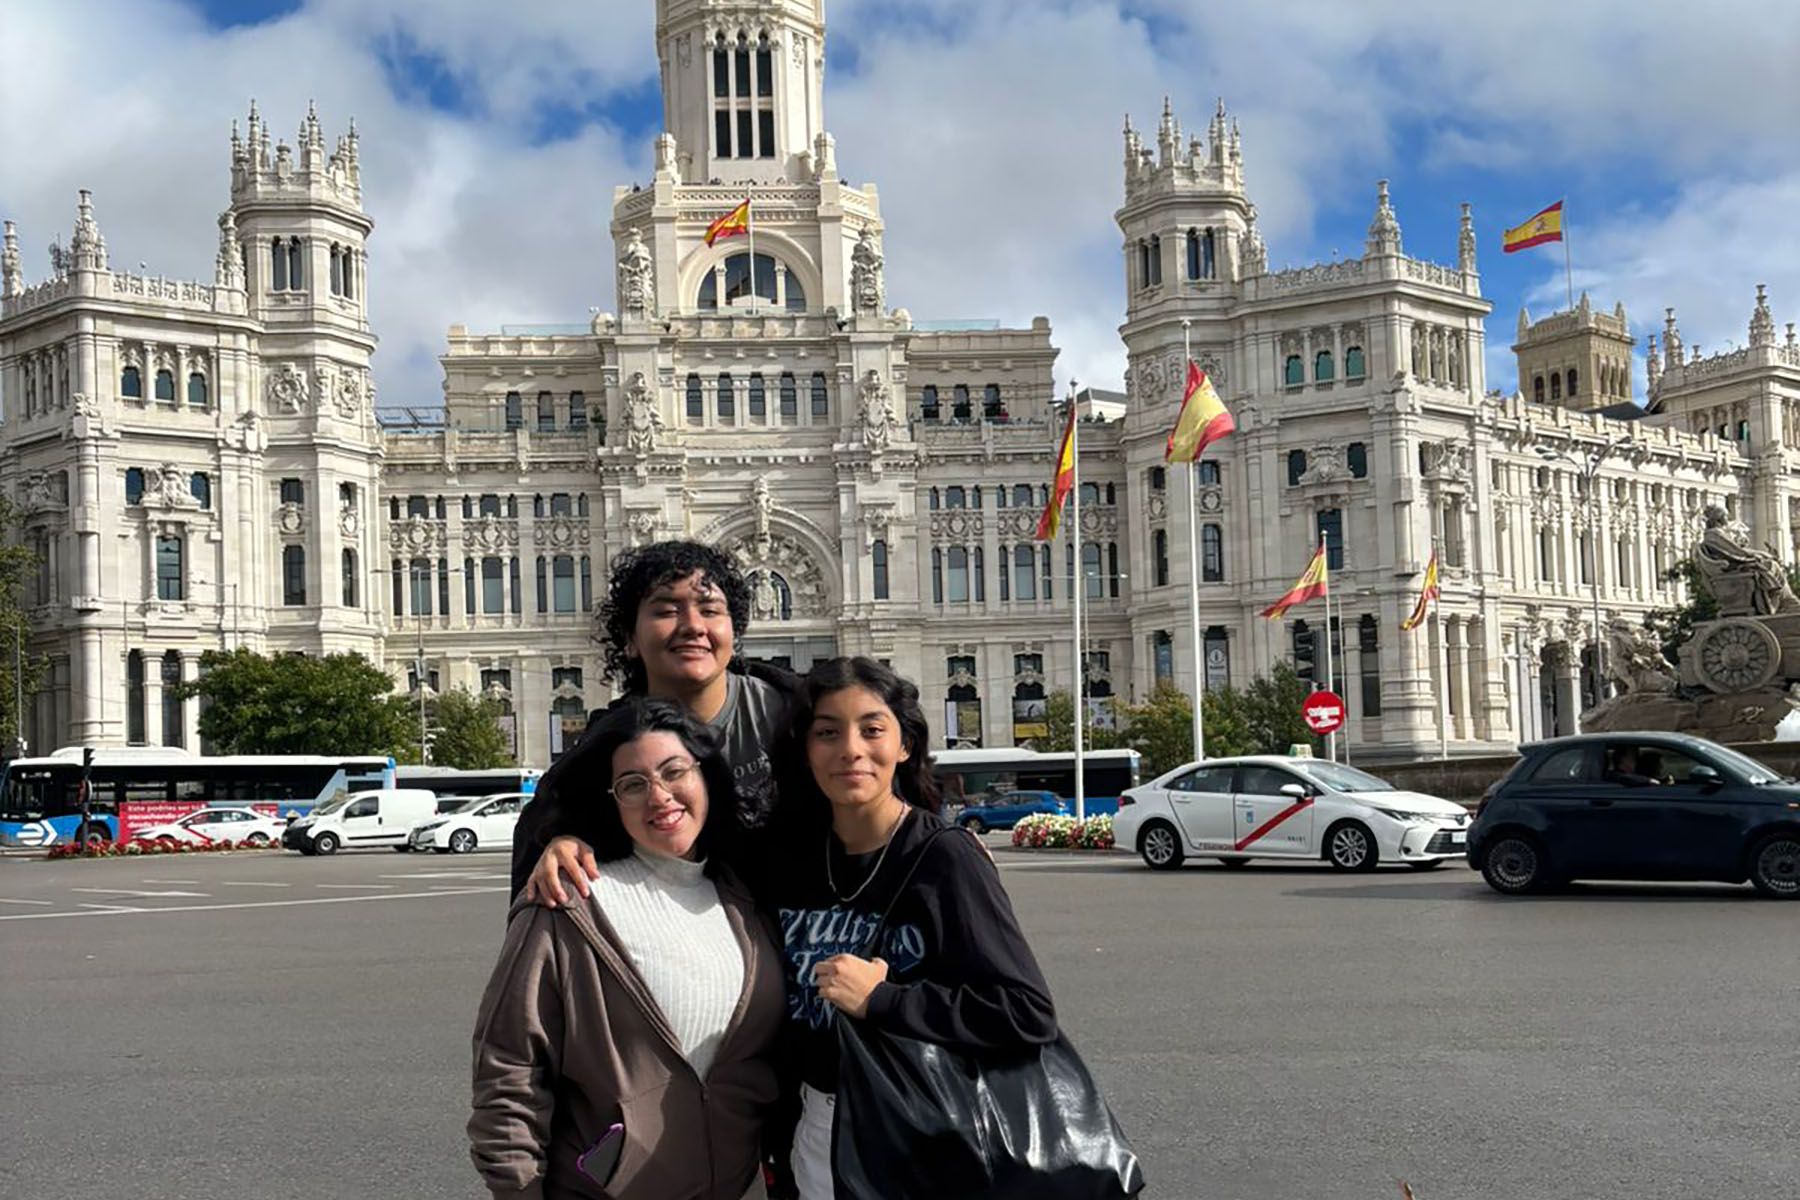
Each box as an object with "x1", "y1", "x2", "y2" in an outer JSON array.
[
  {"x1": 1241, "y1": 661, "x2": 1319, "y2": 755},
  {"x1": 1033, "y1": 690, "x2": 1124, "y2": 753},
  {"x1": 177, "y1": 648, "x2": 415, "y2": 757},
  {"x1": 425, "y1": 687, "x2": 516, "y2": 770},
  {"x1": 1119, "y1": 682, "x2": 1198, "y2": 777},
  {"x1": 0, "y1": 498, "x2": 46, "y2": 755}
]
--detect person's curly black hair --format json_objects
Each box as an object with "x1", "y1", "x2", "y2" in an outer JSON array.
[{"x1": 595, "y1": 541, "x2": 751, "y2": 691}]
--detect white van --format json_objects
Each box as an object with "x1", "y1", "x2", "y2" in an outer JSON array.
[{"x1": 282, "y1": 789, "x2": 439, "y2": 855}]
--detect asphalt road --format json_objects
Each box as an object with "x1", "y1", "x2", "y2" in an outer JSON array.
[{"x1": 1, "y1": 843, "x2": 1792, "y2": 1200}]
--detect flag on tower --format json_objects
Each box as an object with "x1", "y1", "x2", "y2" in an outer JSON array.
[
  {"x1": 1035, "y1": 405, "x2": 1078, "y2": 541},
  {"x1": 704, "y1": 198, "x2": 751, "y2": 247},
  {"x1": 1261, "y1": 542, "x2": 1329, "y2": 619},
  {"x1": 1401, "y1": 549, "x2": 1441, "y2": 631},
  {"x1": 1165, "y1": 361, "x2": 1236, "y2": 463},
  {"x1": 1502, "y1": 200, "x2": 1564, "y2": 253}
]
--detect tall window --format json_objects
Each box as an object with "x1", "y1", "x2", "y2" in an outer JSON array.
[
  {"x1": 1082, "y1": 543, "x2": 1103, "y2": 599},
  {"x1": 156, "y1": 535, "x2": 184, "y2": 601},
  {"x1": 1204, "y1": 626, "x2": 1230, "y2": 692},
  {"x1": 553, "y1": 556, "x2": 576, "y2": 612},
  {"x1": 125, "y1": 467, "x2": 145, "y2": 505},
  {"x1": 1348, "y1": 442, "x2": 1368, "y2": 478},
  {"x1": 162, "y1": 651, "x2": 184, "y2": 747},
  {"x1": 748, "y1": 373, "x2": 766, "y2": 420},
  {"x1": 1345, "y1": 346, "x2": 1366, "y2": 379},
  {"x1": 973, "y1": 547, "x2": 986, "y2": 602},
  {"x1": 1202, "y1": 524, "x2": 1224, "y2": 582},
  {"x1": 126, "y1": 650, "x2": 146, "y2": 744},
  {"x1": 581, "y1": 555, "x2": 593, "y2": 611},
  {"x1": 283, "y1": 545, "x2": 307, "y2": 606},
  {"x1": 121, "y1": 365, "x2": 142, "y2": 398},
  {"x1": 1318, "y1": 509, "x2": 1345, "y2": 570},
  {"x1": 872, "y1": 539, "x2": 889, "y2": 600},
  {"x1": 410, "y1": 557, "x2": 432, "y2": 616},
  {"x1": 921, "y1": 385, "x2": 939, "y2": 421},
  {"x1": 391, "y1": 557, "x2": 404, "y2": 614},
  {"x1": 154, "y1": 369, "x2": 175, "y2": 402},
  {"x1": 1567, "y1": 368, "x2": 1578, "y2": 399},
  {"x1": 687, "y1": 374, "x2": 703, "y2": 422},
  {"x1": 1149, "y1": 466, "x2": 1166, "y2": 492},
  {"x1": 1359, "y1": 615, "x2": 1382, "y2": 716},
  {"x1": 1153, "y1": 529, "x2": 1170, "y2": 587},
  {"x1": 187, "y1": 373, "x2": 208, "y2": 408},
  {"x1": 811, "y1": 372, "x2": 829, "y2": 421},
  {"x1": 952, "y1": 385, "x2": 971, "y2": 421},
  {"x1": 1533, "y1": 375, "x2": 1545, "y2": 403},
  {"x1": 946, "y1": 655, "x2": 981, "y2": 748},
  {"x1": 1153, "y1": 631, "x2": 1174, "y2": 683},
  {"x1": 1197, "y1": 460, "x2": 1221, "y2": 486},
  {"x1": 510, "y1": 556, "x2": 522, "y2": 615},
  {"x1": 779, "y1": 373, "x2": 797, "y2": 422},
  {"x1": 1013, "y1": 544, "x2": 1037, "y2": 601},
  {"x1": 945, "y1": 486, "x2": 966, "y2": 509},
  {"x1": 931, "y1": 549, "x2": 943, "y2": 604},
  {"x1": 503, "y1": 391, "x2": 523, "y2": 430},
  {"x1": 711, "y1": 31, "x2": 776, "y2": 159},
  {"x1": 1285, "y1": 355, "x2": 1304, "y2": 387},
  {"x1": 189, "y1": 473, "x2": 211, "y2": 510},
  {"x1": 1550, "y1": 373, "x2": 1562, "y2": 401},
  {"x1": 536, "y1": 391, "x2": 555, "y2": 432},
  {"x1": 287, "y1": 238, "x2": 303, "y2": 291},
  {"x1": 1287, "y1": 450, "x2": 1307, "y2": 487},
  {"x1": 947, "y1": 547, "x2": 970, "y2": 603},
  {"x1": 717, "y1": 373, "x2": 735, "y2": 421},
  {"x1": 1315, "y1": 350, "x2": 1334, "y2": 382},
  {"x1": 983, "y1": 384, "x2": 1004, "y2": 421},
  {"x1": 1041, "y1": 543, "x2": 1053, "y2": 600},
  {"x1": 272, "y1": 238, "x2": 288, "y2": 290},
  {"x1": 342, "y1": 549, "x2": 359, "y2": 607},
  {"x1": 464, "y1": 557, "x2": 477, "y2": 613},
  {"x1": 568, "y1": 390, "x2": 587, "y2": 431},
  {"x1": 1578, "y1": 532, "x2": 1593, "y2": 585},
  {"x1": 1147, "y1": 235, "x2": 1163, "y2": 285}
]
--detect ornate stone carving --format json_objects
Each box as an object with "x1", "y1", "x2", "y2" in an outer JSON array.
[
  {"x1": 620, "y1": 372, "x2": 663, "y2": 454},
  {"x1": 215, "y1": 209, "x2": 244, "y2": 289},
  {"x1": 536, "y1": 516, "x2": 589, "y2": 551},
  {"x1": 626, "y1": 510, "x2": 660, "y2": 547},
  {"x1": 1420, "y1": 440, "x2": 1471, "y2": 485},
  {"x1": 332, "y1": 368, "x2": 364, "y2": 420},
  {"x1": 267, "y1": 362, "x2": 308, "y2": 415},
  {"x1": 461, "y1": 516, "x2": 517, "y2": 553},
  {"x1": 277, "y1": 501, "x2": 305, "y2": 535},
  {"x1": 143, "y1": 463, "x2": 199, "y2": 510},
  {"x1": 750, "y1": 477, "x2": 774, "y2": 540},
  {"x1": 1694, "y1": 505, "x2": 1800, "y2": 616},
  {"x1": 857, "y1": 370, "x2": 898, "y2": 452},
  {"x1": 394, "y1": 515, "x2": 440, "y2": 553},
  {"x1": 864, "y1": 503, "x2": 896, "y2": 548},
  {"x1": 618, "y1": 228, "x2": 655, "y2": 319},
  {"x1": 1605, "y1": 621, "x2": 1677, "y2": 694},
  {"x1": 850, "y1": 229, "x2": 884, "y2": 317},
  {"x1": 18, "y1": 471, "x2": 66, "y2": 513},
  {"x1": 1298, "y1": 445, "x2": 1349, "y2": 486},
  {"x1": 731, "y1": 532, "x2": 828, "y2": 621},
  {"x1": 339, "y1": 501, "x2": 359, "y2": 537}
]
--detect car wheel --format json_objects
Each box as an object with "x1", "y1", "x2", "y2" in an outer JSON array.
[
  {"x1": 312, "y1": 831, "x2": 340, "y2": 856},
  {"x1": 960, "y1": 817, "x2": 987, "y2": 835},
  {"x1": 1326, "y1": 821, "x2": 1378, "y2": 872},
  {"x1": 1408, "y1": 859, "x2": 1442, "y2": 871},
  {"x1": 1480, "y1": 833, "x2": 1550, "y2": 895},
  {"x1": 1216, "y1": 856, "x2": 1250, "y2": 869},
  {"x1": 1747, "y1": 832, "x2": 1800, "y2": 899},
  {"x1": 1138, "y1": 821, "x2": 1184, "y2": 871},
  {"x1": 245, "y1": 832, "x2": 270, "y2": 846},
  {"x1": 449, "y1": 829, "x2": 478, "y2": 855}
]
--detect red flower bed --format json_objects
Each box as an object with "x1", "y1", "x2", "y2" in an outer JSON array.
[{"x1": 45, "y1": 837, "x2": 280, "y2": 861}]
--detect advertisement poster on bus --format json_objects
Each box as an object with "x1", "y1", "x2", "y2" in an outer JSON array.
[{"x1": 118, "y1": 802, "x2": 280, "y2": 841}]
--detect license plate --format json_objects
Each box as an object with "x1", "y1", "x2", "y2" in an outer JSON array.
[{"x1": 1450, "y1": 830, "x2": 1466, "y2": 844}]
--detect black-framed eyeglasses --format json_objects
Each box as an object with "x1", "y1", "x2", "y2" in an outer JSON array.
[{"x1": 610, "y1": 759, "x2": 699, "y2": 807}]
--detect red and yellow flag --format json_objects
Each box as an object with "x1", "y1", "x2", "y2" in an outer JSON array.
[
  {"x1": 704, "y1": 198, "x2": 751, "y2": 247},
  {"x1": 1502, "y1": 200, "x2": 1564, "y2": 253},
  {"x1": 1165, "y1": 361, "x2": 1235, "y2": 464},
  {"x1": 1034, "y1": 406, "x2": 1078, "y2": 541},
  {"x1": 1400, "y1": 550, "x2": 1441, "y2": 631},
  {"x1": 1261, "y1": 543, "x2": 1328, "y2": 620}
]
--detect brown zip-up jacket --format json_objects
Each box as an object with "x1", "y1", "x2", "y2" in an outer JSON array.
[{"x1": 469, "y1": 871, "x2": 785, "y2": 1200}]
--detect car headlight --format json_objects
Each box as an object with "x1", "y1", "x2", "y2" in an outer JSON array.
[{"x1": 1369, "y1": 806, "x2": 1436, "y2": 825}]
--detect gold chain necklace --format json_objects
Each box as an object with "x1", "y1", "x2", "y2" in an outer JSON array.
[{"x1": 825, "y1": 803, "x2": 910, "y2": 905}]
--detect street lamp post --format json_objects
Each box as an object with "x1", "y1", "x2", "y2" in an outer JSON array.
[{"x1": 1539, "y1": 436, "x2": 1630, "y2": 721}]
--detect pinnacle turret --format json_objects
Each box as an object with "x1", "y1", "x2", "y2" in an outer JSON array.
[
  {"x1": 1365, "y1": 179, "x2": 1402, "y2": 257},
  {"x1": 2, "y1": 219, "x2": 20, "y2": 296},
  {"x1": 1749, "y1": 283, "x2": 1776, "y2": 348},
  {"x1": 69, "y1": 189, "x2": 107, "y2": 271},
  {"x1": 1458, "y1": 202, "x2": 1477, "y2": 273}
]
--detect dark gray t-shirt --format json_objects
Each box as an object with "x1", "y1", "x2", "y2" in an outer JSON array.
[{"x1": 712, "y1": 671, "x2": 786, "y2": 827}]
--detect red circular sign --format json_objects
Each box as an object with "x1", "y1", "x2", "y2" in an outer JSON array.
[{"x1": 1303, "y1": 690, "x2": 1346, "y2": 734}]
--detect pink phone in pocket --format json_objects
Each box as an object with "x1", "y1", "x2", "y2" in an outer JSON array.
[{"x1": 576, "y1": 1123, "x2": 625, "y2": 1186}]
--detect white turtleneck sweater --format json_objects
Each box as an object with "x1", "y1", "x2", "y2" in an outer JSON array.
[{"x1": 586, "y1": 848, "x2": 747, "y2": 1081}]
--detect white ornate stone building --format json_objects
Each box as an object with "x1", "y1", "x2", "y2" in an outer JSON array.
[{"x1": 6, "y1": 0, "x2": 1799, "y2": 765}]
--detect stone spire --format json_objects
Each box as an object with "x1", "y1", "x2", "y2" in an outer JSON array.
[
  {"x1": 300, "y1": 99, "x2": 325, "y2": 172},
  {"x1": 1156, "y1": 96, "x2": 1177, "y2": 167},
  {"x1": 2, "y1": 220, "x2": 19, "y2": 296},
  {"x1": 1241, "y1": 206, "x2": 1266, "y2": 276},
  {"x1": 1229, "y1": 117, "x2": 1241, "y2": 167},
  {"x1": 1646, "y1": 333, "x2": 1661, "y2": 392},
  {"x1": 1663, "y1": 307, "x2": 1683, "y2": 368},
  {"x1": 1517, "y1": 306, "x2": 1531, "y2": 341},
  {"x1": 1749, "y1": 283, "x2": 1776, "y2": 348},
  {"x1": 1365, "y1": 179, "x2": 1402, "y2": 257},
  {"x1": 69, "y1": 189, "x2": 107, "y2": 271},
  {"x1": 1208, "y1": 97, "x2": 1228, "y2": 165},
  {"x1": 1123, "y1": 113, "x2": 1141, "y2": 176},
  {"x1": 214, "y1": 208, "x2": 244, "y2": 289},
  {"x1": 248, "y1": 99, "x2": 269, "y2": 168},
  {"x1": 1458, "y1": 202, "x2": 1477, "y2": 273}
]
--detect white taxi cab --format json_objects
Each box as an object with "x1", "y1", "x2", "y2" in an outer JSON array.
[
  {"x1": 407, "y1": 792, "x2": 531, "y2": 855},
  {"x1": 1113, "y1": 756, "x2": 1470, "y2": 872}
]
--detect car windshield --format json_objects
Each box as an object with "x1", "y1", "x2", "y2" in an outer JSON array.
[
  {"x1": 449, "y1": 797, "x2": 485, "y2": 813},
  {"x1": 312, "y1": 795, "x2": 352, "y2": 816},
  {"x1": 1702, "y1": 743, "x2": 1788, "y2": 784},
  {"x1": 1301, "y1": 762, "x2": 1398, "y2": 793}
]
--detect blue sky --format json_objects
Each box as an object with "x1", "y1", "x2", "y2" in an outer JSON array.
[{"x1": 3, "y1": 0, "x2": 1795, "y2": 411}]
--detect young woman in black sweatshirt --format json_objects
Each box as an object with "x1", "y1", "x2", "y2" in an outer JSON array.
[{"x1": 760, "y1": 657, "x2": 1058, "y2": 1200}]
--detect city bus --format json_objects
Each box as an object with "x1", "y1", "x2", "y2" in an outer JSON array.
[
  {"x1": 929, "y1": 747, "x2": 1143, "y2": 817},
  {"x1": 0, "y1": 748, "x2": 396, "y2": 847},
  {"x1": 395, "y1": 766, "x2": 540, "y2": 808}
]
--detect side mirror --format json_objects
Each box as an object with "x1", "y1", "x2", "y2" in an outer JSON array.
[
  {"x1": 1280, "y1": 783, "x2": 1309, "y2": 799},
  {"x1": 1689, "y1": 765, "x2": 1722, "y2": 788}
]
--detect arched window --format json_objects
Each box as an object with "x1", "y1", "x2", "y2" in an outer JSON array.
[
  {"x1": 1202, "y1": 228, "x2": 1216, "y2": 279},
  {"x1": 973, "y1": 547, "x2": 986, "y2": 602},
  {"x1": 983, "y1": 384, "x2": 1004, "y2": 421},
  {"x1": 1138, "y1": 240, "x2": 1151, "y2": 289},
  {"x1": 1202, "y1": 524, "x2": 1224, "y2": 582},
  {"x1": 1284, "y1": 355, "x2": 1304, "y2": 387},
  {"x1": 1197, "y1": 460, "x2": 1221, "y2": 485},
  {"x1": 330, "y1": 245, "x2": 343, "y2": 296},
  {"x1": 287, "y1": 238, "x2": 304, "y2": 290},
  {"x1": 536, "y1": 391, "x2": 555, "y2": 432},
  {"x1": 717, "y1": 373, "x2": 734, "y2": 421},
  {"x1": 946, "y1": 547, "x2": 970, "y2": 603},
  {"x1": 272, "y1": 238, "x2": 288, "y2": 291},
  {"x1": 697, "y1": 253, "x2": 801, "y2": 312},
  {"x1": 342, "y1": 549, "x2": 358, "y2": 607},
  {"x1": 126, "y1": 650, "x2": 145, "y2": 744},
  {"x1": 1147, "y1": 235, "x2": 1162, "y2": 285},
  {"x1": 811, "y1": 372, "x2": 829, "y2": 421},
  {"x1": 921, "y1": 385, "x2": 939, "y2": 421},
  {"x1": 342, "y1": 247, "x2": 355, "y2": 299},
  {"x1": 1149, "y1": 466, "x2": 1166, "y2": 492},
  {"x1": 1012, "y1": 484, "x2": 1033, "y2": 507},
  {"x1": 1079, "y1": 482, "x2": 1100, "y2": 505},
  {"x1": 156, "y1": 535, "x2": 184, "y2": 601},
  {"x1": 872, "y1": 539, "x2": 889, "y2": 600},
  {"x1": 1315, "y1": 350, "x2": 1334, "y2": 382},
  {"x1": 568, "y1": 390, "x2": 586, "y2": 431},
  {"x1": 1566, "y1": 368, "x2": 1578, "y2": 399},
  {"x1": 186, "y1": 372, "x2": 208, "y2": 408},
  {"x1": 779, "y1": 373, "x2": 797, "y2": 422},
  {"x1": 1186, "y1": 229, "x2": 1202, "y2": 280},
  {"x1": 972, "y1": 486, "x2": 984, "y2": 509},
  {"x1": 1550, "y1": 373, "x2": 1562, "y2": 401},
  {"x1": 283, "y1": 544, "x2": 306, "y2": 606},
  {"x1": 1345, "y1": 346, "x2": 1366, "y2": 379},
  {"x1": 162, "y1": 651, "x2": 184, "y2": 747},
  {"x1": 125, "y1": 467, "x2": 145, "y2": 505},
  {"x1": 189, "y1": 472, "x2": 211, "y2": 510},
  {"x1": 931, "y1": 548, "x2": 943, "y2": 604},
  {"x1": 154, "y1": 369, "x2": 175, "y2": 402},
  {"x1": 952, "y1": 385, "x2": 971, "y2": 421},
  {"x1": 929, "y1": 488, "x2": 940, "y2": 511},
  {"x1": 1153, "y1": 530, "x2": 1169, "y2": 586},
  {"x1": 1348, "y1": 442, "x2": 1368, "y2": 479},
  {"x1": 1287, "y1": 450, "x2": 1307, "y2": 487},
  {"x1": 686, "y1": 374, "x2": 703, "y2": 422},
  {"x1": 553, "y1": 555, "x2": 576, "y2": 613},
  {"x1": 121, "y1": 365, "x2": 142, "y2": 398},
  {"x1": 504, "y1": 391, "x2": 523, "y2": 430},
  {"x1": 534, "y1": 555, "x2": 548, "y2": 613},
  {"x1": 1533, "y1": 375, "x2": 1546, "y2": 403},
  {"x1": 945, "y1": 486, "x2": 966, "y2": 509},
  {"x1": 1012, "y1": 544, "x2": 1037, "y2": 601},
  {"x1": 748, "y1": 373, "x2": 766, "y2": 419}
]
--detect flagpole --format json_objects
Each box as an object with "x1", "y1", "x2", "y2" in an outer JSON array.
[
  {"x1": 1562, "y1": 199, "x2": 1573, "y2": 312},
  {"x1": 1436, "y1": 541, "x2": 1450, "y2": 761},
  {"x1": 1069, "y1": 381, "x2": 1086, "y2": 822},
  {"x1": 747, "y1": 185, "x2": 757, "y2": 317},
  {"x1": 1182, "y1": 319, "x2": 1205, "y2": 765},
  {"x1": 1336, "y1": 562, "x2": 1351, "y2": 767},
  {"x1": 1320, "y1": 537, "x2": 1336, "y2": 763}
]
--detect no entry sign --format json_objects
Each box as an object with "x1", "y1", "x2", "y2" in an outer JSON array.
[{"x1": 1303, "y1": 690, "x2": 1346, "y2": 735}]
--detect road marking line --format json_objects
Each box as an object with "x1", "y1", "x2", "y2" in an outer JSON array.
[
  {"x1": 0, "y1": 886, "x2": 504, "y2": 921},
  {"x1": 0, "y1": 896, "x2": 54, "y2": 905},
  {"x1": 149, "y1": 879, "x2": 202, "y2": 884},
  {"x1": 379, "y1": 871, "x2": 490, "y2": 880},
  {"x1": 218, "y1": 881, "x2": 291, "y2": 888},
  {"x1": 70, "y1": 887, "x2": 211, "y2": 898},
  {"x1": 315, "y1": 883, "x2": 393, "y2": 890}
]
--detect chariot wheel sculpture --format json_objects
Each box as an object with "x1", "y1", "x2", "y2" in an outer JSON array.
[{"x1": 1688, "y1": 618, "x2": 1783, "y2": 694}]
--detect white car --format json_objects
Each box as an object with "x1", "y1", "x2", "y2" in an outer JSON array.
[
  {"x1": 1113, "y1": 756, "x2": 1472, "y2": 872},
  {"x1": 407, "y1": 792, "x2": 531, "y2": 854},
  {"x1": 134, "y1": 806, "x2": 289, "y2": 847}
]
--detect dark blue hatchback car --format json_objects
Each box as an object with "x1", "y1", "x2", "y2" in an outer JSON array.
[{"x1": 1468, "y1": 732, "x2": 1800, "y2": 898}]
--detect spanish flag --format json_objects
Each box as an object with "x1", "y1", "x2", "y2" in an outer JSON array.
[
  {"x1": 1165, "y1": 361, "x2": 1235, "y2": 463},
  {"x1": 704, "y1": 198, "x2": 751, "y2": 247},
  {"x1": 1261, "y1": 542, "x2": 1328, "y2": 619},
  {"x1": 1035, "y1": 406, "x2": 1078, "y2": 541},
  {"x1": 1400, "y1": 550, "x2": 1441, "y2": 631},
  {"x1": 1502, "y1": 201, "x2": 1564, "y2": 253}
]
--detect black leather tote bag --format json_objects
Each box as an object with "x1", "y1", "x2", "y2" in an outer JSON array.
[{"x1": 830, "y1": 828, "x2": 1146, "y2": 1199}]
